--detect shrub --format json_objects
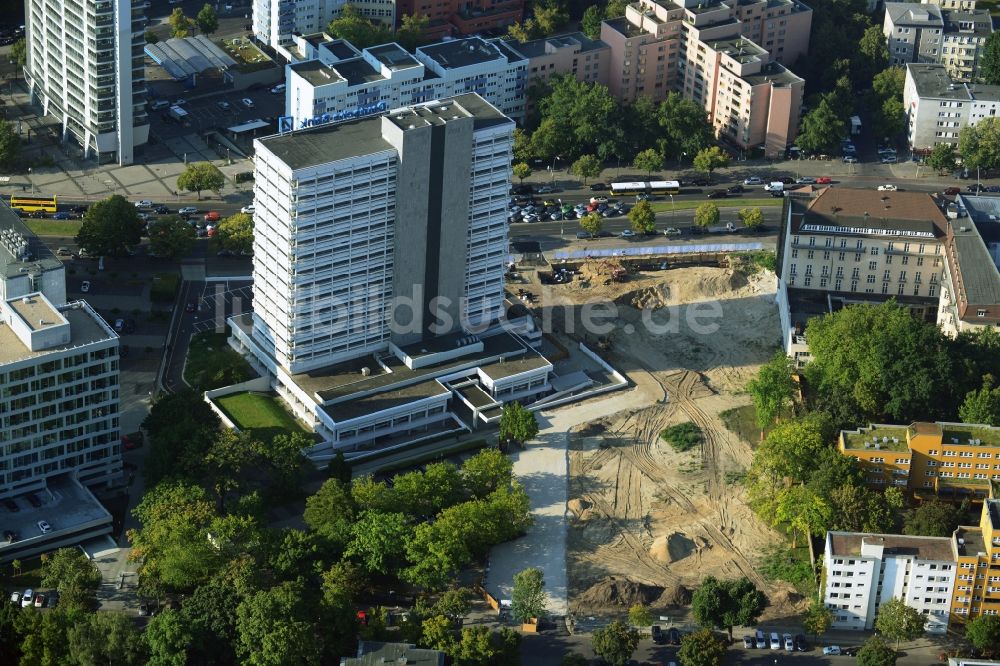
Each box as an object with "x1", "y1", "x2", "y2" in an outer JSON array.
[{"x1": 660, "y1": 422, "x2": 702, "y2": 452}]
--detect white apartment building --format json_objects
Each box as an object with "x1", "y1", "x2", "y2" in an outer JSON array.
[
  {"x1": 937, "y1": 195, "x2": 1000, "y2": 336},
  {"x1": 904, "y1": 63, "x2": 1000, "y2": 150},
  {"x1": 24, "y1": 0, "x2": 149, "y2": 165},
  {"x1": 824, "y1": 531, "x2": 957, "y2": 634},
  {"x1": 229, "y1": 94, "x2": 553, "y2": 458},
  {"x1": 253, "y1": 0, "x2": 394, "y2": 48},
  {"x1": 883, "y1": 0, "x2": 993, "y2": 82},
  {"x1": 285, "y1": 37, "x2": 527, "y2": 129}
]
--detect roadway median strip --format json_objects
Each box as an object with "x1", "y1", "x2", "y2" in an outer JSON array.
[{"x1": 649, "y1": 198, "x2": 779, "y2": 213}]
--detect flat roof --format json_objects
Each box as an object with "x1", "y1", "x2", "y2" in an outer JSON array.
[
  {"x1": 943, "y1": 9, "x2": 993, "y2": 37},
  {"x1": 343, "y1": 642, "x2": 444, "y2": 666},
  {"x1": 0, "y1": 201, "x2": 63, "y2": 278},
  {"x1": 7, "y1": 294, "x2": 65, "y2": 332},
  {"x1": 941, "y1": 423, "x2": 1000, "y2": 448},
  {"x1": 955, "y1": 525, "x2": 988, "y2": 557},
  {"x1": 503, "y1": 32, "x2": 608, "y2": 59},
  {"x1": 480, "y1": 354, "x2": 551, "y2": 380},
  {"x1": 0, "y1": 477, "x2": 112, "y2": 553},
  {"x1": 796, "y1": 188, "x2": 947, "y2": 238},
  {"x1": 950, "y1": 223, "x2": 1000, "y2": 308},
  {"x1": 885, "y1": 2, "x2": 943, "y2": 26},
  {"x1": 0, "y1": 301, "x2": 114, "y2": 365},
  {"x1": 321, "y1": 39, "x2": 361, "y2": 61},
  {"x1": 842, "y1": 424, "x2": 909, "y2": 452},
  {"x1": 367, "y1": 43, "x2": 420, "y2": 70},
  {"x1": 322, "y1": 379, "x2": 450, "y2": 422},
  {"x1": 256, "y1": 112, "x2": 393, "y2": 170},
  {"x1": 332, "y1": 57, "x2": 385, "y2": 86},
  {"x1": 907, "y1": 63, "x2": 1000, "y2": 101},
  {"x1": 290, "y1": 59, "x2": 345, "y2": 86},
  {"x1": 418, "y1": 37, "x2": 512, "y2": 69},
  {"x1": 829, "y1": 531, "x2": 955, "y2": 561},
  {"x1": 459, "y1": 384, "x2": 497, "y2": 408},
  {"x1": 743, "y1": 61, "x2": 803, "y2": 87}
]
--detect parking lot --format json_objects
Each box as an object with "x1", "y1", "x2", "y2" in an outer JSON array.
[{"x1": 148, "y1": 86, "x2": 286, "y2": 143}]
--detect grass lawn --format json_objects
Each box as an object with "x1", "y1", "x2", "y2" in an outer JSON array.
[
  {"x1": 215, "y1": 392, "x2": 308, "y2": 442},
  {"x1": 184, "y1": 331, "x2": 255, "y2": 392},
  {"x1": 720, "y1": 403, "x2": 794, "y2": 445},
  {"x1": 650, "y1": 197, "x2": 779, "y2": 213},
  {"x1": 24, "y1": 219, "x2": 83, "y2": 236},
  {"x1": 150, "y1": 272, "x2": 179, "y2": 303}
]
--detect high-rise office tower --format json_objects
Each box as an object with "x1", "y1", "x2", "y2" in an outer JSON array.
[{"x1": 23, "y1": 0, "x2": 149, "y2": 164}]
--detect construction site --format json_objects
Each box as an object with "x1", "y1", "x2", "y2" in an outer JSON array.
[{"x1": 509, "y1": 252, "x2": 809, "y2": 623}]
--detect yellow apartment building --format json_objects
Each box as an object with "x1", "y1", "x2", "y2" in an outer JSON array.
[
  {"x1": 838, "y1": 421, "x2": 1000, "y2": 501},
  {"x1": 949, "y1": 494, "x2": 1000, "y2": 624}
]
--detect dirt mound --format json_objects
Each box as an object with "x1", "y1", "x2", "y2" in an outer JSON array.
[
  {"x1": 654, "y1": 584, "x2": 692, "y2": 608},
  {"x1": 577, "y1": 259, "x2": 627, "y2": 285},
  {"x1": 577, "y1": 577, "x2": 664, "y2": 609},
  {"x1": 618, "y1": 284, "x2": 671, "y2": 310},
  {"x1": 769, "y1": 588, "x2": 806, "y2": 611},
  {"x1": 667, "y1": 269, "x2": 748, "y2": 304},
  {"x1": 567, "y1": 498, "x2": 592, "y2": 519},
  {"x1": 649, "y1": 532, "x2": 710, "y2": 564}
]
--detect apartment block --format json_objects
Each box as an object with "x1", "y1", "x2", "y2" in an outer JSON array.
[
  {"x1": 228, "y1": 94, "x2": 553, "y2": 461},
  {"x1": 253, "y1": 0, "x2": 394, "y2": 48},
  {"x1": 503, "y1": 32, "x2": 610, "y2": 88},
  {"x1": 286, "y1": 37, "x2": 527, "y2": 128},
  {"x1": 0, "y1": 203, "x2": 121, "y2": 562},
  {"x1": 598, "y1": 0, "x2": 808, "y2": 157},
  {"x1": 823, "y1": 531, "x2": 956, "y2": 634},
  {"x1": 937, "y1": 195, "x2": 1000, "y2": 335},
  {"x1": 839, "y1": 421, "x2": 1000, "y2": 500},
  {"x1": 883, "y1": 1, "x2": 993, "y2": 82},
  {"x1": 24, "y1": 0, "x2": 149, "y2": 164},
  {"x1": 904, "y1": 64, "x2": 1000, "y2": 150},
  {"x1": 394, "y1": 0, "x2": 523, "y2": 40}
]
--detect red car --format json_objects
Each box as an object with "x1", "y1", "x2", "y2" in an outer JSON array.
[
  {"x1": 203, "y1": 211, "x2": 221, "y2": 222},
  {"x1": 816, "y1": 176, "x2": 833, "y2": 184},
  {"x1": 944, "y1": 186, "x2": 961, "y2": 196}
]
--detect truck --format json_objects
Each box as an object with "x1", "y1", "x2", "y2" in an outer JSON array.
[
  {"x1": 763, "y1": 181, "x2": 784, "y2": 192},
  {"x1": 168, "y1": 105, "x2": 189, "y2": 122},
  {"x1": 708, "y1": 222, "x2": 738, "y2": 234}
]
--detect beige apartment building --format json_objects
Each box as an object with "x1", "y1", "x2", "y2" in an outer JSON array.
[{"x1": 883, "y1": 0, "x2": 993, "y2": 82}]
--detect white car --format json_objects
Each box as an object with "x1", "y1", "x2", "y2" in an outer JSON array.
[
  {"x1": 241, "y1": 98, "x2": 255, "y2": 108},
  {"x1": 37, "y1": 520, "x2": 52, "y2": 534},
  {"x1": 877, "y1": 184, "x2": 898, "y2": 192},
  {"x1": 621, "y1": 229, "x2": 636, "y2": 238},
  {"x1": 241, "y1": 204, "x2": 256, "y2": 214},
  {"x1": 823, "y1": 646, "x2": 842, "y2": 655},
  {"x1": 663, "y1": 227, "x2": 681, "y2": 236},
  {"x1": 743, "y1": 176, "x2": 763, "y2": 185},
  {"x1": 784, "y1": 633, "x2": 794, "y2": 651},
  {"x1": 590, "y1": 196, "x2": 609, "y2": 204},
  {"x1": 178, "y1": 206, "x2": 199, "y2": 215},
  {"x1": 21, "y1": 590, "x2": 33, "y2": 608},
  {"x1": 134, "y1": 200, "x2": 153, "y2": 209},
  {"x1": 80, "y1": 280, "x2": 91, "y2": 293}
]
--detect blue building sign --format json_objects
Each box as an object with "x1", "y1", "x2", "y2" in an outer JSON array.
[{"x1": 279, "y1": 102, "x2": 390, "y2": 133}]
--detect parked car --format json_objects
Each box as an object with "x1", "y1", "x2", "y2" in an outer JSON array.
[
  {"x1": 536, "y1": 185, "x2": 555, "y2": 194},
  {"x1": 743, "y1": 176, "x2": 763, "y2": 185},
  {"x1": 185, "y1": 302, "x2": 197, "y2": 313},
  {"x1": 154, "y1": 205, "x2": 171, "y2": 214},
  {"x1": 80, "y1": 280, "x2": 91, "y2": 293},
  {"x1": 26, "y1": 493, "x2": 41, "y2": 508},
  {"x1": 33, "y1": 594, "x2": 44, "y2": 608},
  {"x1": 590, "y1": 182, "x2": 608, "y2": 191},
  {"x1": 881, "y1": 155, "x2": 897, "y2": 164},
  {"x1": 9, "y1": 592, "x2": 19, "y2": 606},
  {"x1": 707, "y1": 189, "x2": 728, "y2": 199},
  {"x1": 743, "y1": 635, "x2": 754, "y2": 648},
  {"x1": 667, "y1": 628, "x2": 681, "y2": 645},
  {"x1": 241, "y1": 98, "x2": 255, "y2": 108},
  {"x1": 877, "y1": 184, "x2": 898, "y2": 191},
  {"x1": 780, "y1": 177, "x2": 796, "y2": 184},
  {"x1": 204, "y1": 211, "x2": 221, "y2": 222},
  {"x1": 178, "y1": 206, "x2": 199, "y2": 215},
  {"x1": 172, "y1": 99, "x2": 187, "y2": 106},
  {"x1": 816, "y1": 176, "x2": 833, "y2": 184},
  {"x1": 783, "y1": 633, "x2": 794, "y2": 651},
  {"x1": 71, "y1": 205, "x2": 89, "y2": 214},
  {"x1": 663, "y1": 227, "x2": 681, "y2": 236},
  {"x1": 122, "y1": 431, "x2": 144, "y2": 450},
  {"x1": 652, "y1": 626, "x2": 664, "y2": 644},
  {"x1": 134, "y1": 200, "x2": 153, "y2": 209},
  {"x1": 590, "y1": 196, "x2": 609, "y2": 204},
  {"x1": 822, "y1": 646, "x2": 842, "y2": 655},
  {"x1": 36, "y1": 520, "x2": 52, "y2": 534},
  {"x1": 843, "y1": 155, "x2": 859, "y2": 164},
  {"x1": 576, "y1": 231, "x2": 591, "y2": 239},
  {"x1": 621, "y1": 229, "x2": 636, "y2": 238},
  {"x1": 21, "y1": 590, "x2": 33, "y2": 608},
  {"x1": 727, "y1": 184, "x2": 745, "y2": 194},
  {"x1": 29, "y1": 210, "x2": 46, "y2": 218},
  {"x1": 241, "y1": 204, "x2": 256, "y2": 214},
  {"x1": 270, "y1": 83, "x2": 286, "y2": 94},
  {"x1": 45, "y1": 592, "x2": 59, "y2": 608},
  {"x1": 216, "y1": 100, "x2": 231, "y2": 111},
  {"x1": 52, "y1": 211, "x2": 72, "y2": 220},
  {"x1": 755, "y1": 629, "x2": 767, "y2": 649},
  {"x1": 944, "y1": 186, "x2": 961, "y2": 196},
  {"x1": 967, "y1": 183, "x2": 987, "y2": 193},
  {"x1": 769, "y1": 632, "x2": 781, "y2": 649},
  {"x1": 793, "y1": 634, "x2": 807, "y2": 651}
]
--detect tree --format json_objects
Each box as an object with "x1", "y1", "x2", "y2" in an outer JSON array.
[
  {"x1": 0, "y1": 120, "x2": 22, "y2": 170},
  {"x1": 693, "y1": 202, "x2": 719, "y2": 232},
  {"x1": 738, "y1": 206, "x2": 764, "y2": 232},
  {"x1": 345, "y1": 510, "x2": 410, "y2": 575},
  {"x1": 606, "y1": 0, "x2": 629, "y2": 18},
  {"x1": 856, "y1": 635, "x2": 898, "y2": 666},
  {"x1": 75, "y1": 194, "x2": 144, "y2": 257},
  {"x1": 148, "y1": 215, "x2": 196, "y2": 259},
  {"x1": 579, "y1": 211, "x2": 603, "y2": 237},
  {"x1": 828, "y1": 483, "x2": 898, "y2": 534},
  {"x1": 926, "y1": 142, "x2": 958, "y2": 174},
  {"x1": 775, "y1": 484, "x2": 831, "y2": 548},
  {"x1": 633, "y1": 148, "x2": 664, "y2": 177},
  {"x1": 40, "y1": 548, "x2": 101, "y2": 609},
  {"x1": 628, "y1": 199, "x2": 656, "y2": 234},
  {"x1": 236, "y1": 582, "x2": 322, "y2": 666},
  {"x1": 960, "y1": 374, "x2": 1000, "y2": 425},
  {"x1": 215, "y1": 212, "x2": 254, "y2": 254},
  {"x1": 512, "y1": 162, "x2": 532, "y2": 184},
  {"x1": 746, "y1": 351, "x2": 795, "y2": 439},
  {"x1": 747, "y1": 413, "x2": 834, "y2": 516},
  {"x1": 691, "y1": 576, "x2": 767, "y2": 640},
  {"x1": 858, "y1": 26, "x2": 889, "y2": 79},
  {"x1": 393, "y1": 462, "x2": 464, "y2": 518},
  {"x1": 513, "y1": 128, "x2": 533, "y2": 163},
  {"x1": 177, "y1": 161, "x2": 225, "y2": 200},
  {"x1": 68, "y1": 611, "x2": 148, "y2": 665},
  {"x1": 328, "y1": 4, "x2": 392, "y2": 48},
  {"x1": 511, "y1": 567, "x2": 546, "y2": 622},
  {"x1": 570, "y1": 154, "x2": 602, "y2": 183},
  {"x1": 966, "y1": 613, "x2": 1000, "y2": 653},
  {"x1": 960, "y1": 117, "x2": 1000, "y2": 171},
  {"x1": 195, "y1": 4, "x2": 218, "y2": 34},
  {"x1": 143, "y1": 389, "x2": 221, "y2": 484},
  {"x1": 507, "y1": 19, "x2": 542, "y2": 42},
  {"x1": 533, "y1": 76, "x2": 618, "y2": 159},
  {"x1": 432, "y1": 588, "x2": 471, "y2": 620},
  {"x1": 461, "y1": 448, "x2": 513, "y2": 498},
  {"x1": 873, "y1": 67, "x2": 906, "y2": 101},
  {"x1": 627, "y1": 604, "x2": 652, "y2": 627},
  {"x1": 803, "y1": 601, "x2": 833, "y2": 639},
  {"x1": 982, "y1": 32, "x2": 1000, "y2": 85},
  {"x1": 168, "y1": 8, "x2": 193, "y2": 37},
  {"x1": 796, "y1": 99, "x2": 847, "y2": 154},
  {"x1": 534, "y1": 0, "x2": 568, "y2": 36},
  {"x1": 395, "y1": 13, "x2": 429, "y2": 51},
  {"x1": 902, "y1": 498, "x2": 961, "y2": 537},
  {"x1": 875, "y1": 597, "x2": 926, "y2": 650},
  {"x1": 692, "y1": 146, "x2": 729, "y2": 178},
  {"x1": 677, "y1": 628, "x2": 726, "y2": 666},
  {"x1": 10, "y1": 37, "x2": 26, "y2": 67},
  {"x1": 658, "y1": 92, "x2": 714, "y2": 162},
  {"x1": 499, "y1": 401, "x2": 539, "y2": 444},
  {"x1": 146, "y1": 609, "x2": 195, "y2": 666},
  {"x1": 875, "y1": 97, "x2": 906, "y2": 140},
  {"x1": 10, "y1": 560, "x2": 20, "y2": 577},
  {"x1": 591, "y1": 619, "x2": 639, "y2": 666},
  {"x1": 582, "y1": 4, "x2": 604, "y2": 39}
]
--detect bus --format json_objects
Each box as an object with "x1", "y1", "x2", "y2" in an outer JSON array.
[
  {"x1": 610, "y1": 182, "x2": 648, "y2": 196},
  {"x1": 10, "y1": 196, "x2": 57, "y2": 214},
  {"x1": 647, "y1": 180, "x2": 681, "y2": 195}
]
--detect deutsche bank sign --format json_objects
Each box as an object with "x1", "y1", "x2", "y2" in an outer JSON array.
[{"x1": 279, "y1": 102, "x2": 389, "y2": 133}]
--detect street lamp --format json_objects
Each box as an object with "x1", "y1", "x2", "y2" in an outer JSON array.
[
  {"x1": 27, "y1": 167, "x2": 33, "y2": 195},
  {"x1": 669, "y1": 193, "x2": 674, "y2": 223}
]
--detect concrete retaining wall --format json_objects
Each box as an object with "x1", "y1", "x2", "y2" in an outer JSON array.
[{"x1": 203, "y1": 377, "x2": 273, "y2": 430}]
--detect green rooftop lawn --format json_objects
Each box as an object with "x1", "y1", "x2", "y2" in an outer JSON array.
[
  {"x1": 843, "y1": 425, "x2": 909, "y2": 452},
  {"x1": 215, "y1": 392, "x2": 309, "y2": 443},
  {"x1": 943, "y1": 425, "x2": 1000, "y2": 448}
]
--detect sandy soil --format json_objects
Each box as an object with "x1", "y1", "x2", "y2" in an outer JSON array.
[{"x1": 521, "y1": 262, "x2": 809, "y2": 621}]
